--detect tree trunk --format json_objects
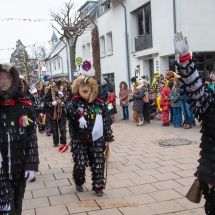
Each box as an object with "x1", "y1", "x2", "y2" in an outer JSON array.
[{"x1": 91, "y1": 26, "x2": 101, "y2": 81}]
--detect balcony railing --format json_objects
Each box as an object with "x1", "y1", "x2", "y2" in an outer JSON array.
[{"x1": 135, "y1": 33, "x2": 153, "y2": 52}]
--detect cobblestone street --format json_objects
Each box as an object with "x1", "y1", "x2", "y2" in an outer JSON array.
[{"x1": 23, "y1": 107, "x2": 205, "y2": 215}]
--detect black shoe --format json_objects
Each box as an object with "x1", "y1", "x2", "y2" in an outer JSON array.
[
  {"x1": 30, "y1": 177, "x2": 36, "y2": 182},
  {"x1": 125, "y1": 118, "x2": 129, "y2": 120},
  {"x1": 162, "y1": 124, "x2": 170, "y2": 127},
  {"x1": 192, "y1": 120, "x2": 196, "y2": 126},
  {"x1": 54, "y1": 144, "x2": 58, "y2": 147},
  {"x1": 76, "y1": 184, "x2": 83, "y2": 192},
  {"x1": 121, "y1": 118, "x2": 126, "y2": 120},
  {"x1": 96, "y1": 191, "x2": 103, "y2": 197}
]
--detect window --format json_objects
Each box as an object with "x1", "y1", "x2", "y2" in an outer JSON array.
[
  {"x1": 86, "y1": 43, "x2": 91, "y2": 60},
  {"x1": 98, "y1": 0, "x2": 111, "y2": 16},
  {"x1": 168, "y1": 56, "x2": 176, "y2": 72},
  {"x1": 100, "y1": 36, "x2": 106, "y2": 57},
  {"x1": 106, "y1": 32, "x2": 113, "y2": 55},
  {"x1": 53, "y1": 61, "x2": 56, "y2": 70},
  {"x1": 82, "y1": 45, "x2": 86, "y2": 60},
  {"x1": 58, "y1": 59, "x2": 61, "y2": 69}
]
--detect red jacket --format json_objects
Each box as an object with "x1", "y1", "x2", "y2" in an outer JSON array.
[{"x1": 106, "y1": 93, "x2": 116, "y2": 106}]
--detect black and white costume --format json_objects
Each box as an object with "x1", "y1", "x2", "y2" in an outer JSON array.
[
  {"x1": 174, "y1": 32, "x2": 215, "y2": 215},
  {"x1": 65, "y1": 76, "x2": 113, "y2": 197},
  {"x1": 0, "y1": 63, "x2": 39, "y2": 215}
]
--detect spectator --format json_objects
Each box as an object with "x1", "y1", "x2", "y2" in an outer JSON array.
[
  {"x1": 132, "y1": 80, "x2": 144, "y2": 126},
  {"x1": 205, "y1": 78, "x2": 214, "y2": 91},
  {"x1": 119, "y1": 81, "x2": 129, "y2": 120},
  {"x1": 142, "y1": 80, "x2": 150, "y2": 124},
  {"x1": 171, "y1": 79, "x2": 182, "y2": 127},
  {"x1": 106, "y1": 88, "x2": 117, "y2": 123},
  {"x1": 100, "y1": 80, "x2": 110, "y2": 102},
  {"x1": 178, "y1": 81, "x2": 194, "y2": 129}
]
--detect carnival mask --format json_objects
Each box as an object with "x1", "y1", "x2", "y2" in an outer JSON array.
[
  {"x1": 0, "y1": 71, "x2": 12, "y2": 91},
  {"x1": 79, "y1": 83, "x2": 92, "y2": 101}
]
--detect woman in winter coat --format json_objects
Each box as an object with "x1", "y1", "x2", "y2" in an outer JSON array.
[
  {"x1": 132, "y1": 81, "x2": 144, "y2": 126},
  {"x1": 119, "y1": 81, "x2": 129, "y2": 120},
  {"x1": 170, "y1": 78, "x2": 182, "y2": 127}
]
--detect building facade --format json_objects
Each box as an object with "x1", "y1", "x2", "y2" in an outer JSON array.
[{"x1": 75, "y1": 0, "x2": 215, "y2": 99}]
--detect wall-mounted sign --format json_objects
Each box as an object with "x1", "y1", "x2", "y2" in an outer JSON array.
[
  {"x1": 82, "y1": 60, "x2": 91, "y2": 72},
  {"x1": 76, "y1": 57, "x2": 83, "y2": 65}
]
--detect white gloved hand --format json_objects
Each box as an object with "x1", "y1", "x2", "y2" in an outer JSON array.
[
  {"x1": 40, "y1": 113, "x2": 44, "y2": 117},
  {"x1": 78, "y1": 116, "x2": 87, "y2": 129},
  {"x1": 25, "y1": 170, "x2": 36, "y2": 182},
  {"x1": 52, "y1": 101, "x2": 57, "y2": 106},
  {"x1": 173, "y1": 31, "x2": 189, "y2": 56}
]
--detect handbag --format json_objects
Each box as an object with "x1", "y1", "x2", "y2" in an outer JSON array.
[
  {"x1": 186, "y1": 179, "x2": 202, "y2": 203},
  {"x1": 143, "y1": 92, "x2": 149, "y2": 103}
]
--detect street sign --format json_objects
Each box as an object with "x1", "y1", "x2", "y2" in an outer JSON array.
[
  {"x1": 82, "y1": 60, "x2": 91, "y2": 72},
  {"x1": 76, "y1": 57, "x2": 83, "y2": 65}
]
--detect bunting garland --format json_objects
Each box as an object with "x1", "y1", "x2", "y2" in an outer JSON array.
[
  {"x1": 0, "y1": 18, "x2": 55, "y2": 22},
  {"x1": 0, "y1": 40, "x2": 57, "y2": 51}
]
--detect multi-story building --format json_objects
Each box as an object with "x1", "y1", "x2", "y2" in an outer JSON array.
[{"x1": 76, "y1": 0, "x2": 215, "y2": 98}]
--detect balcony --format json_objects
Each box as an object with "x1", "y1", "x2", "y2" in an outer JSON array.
[{"x1": 135, "y1": 33, "x2": 153, "y2": 52}]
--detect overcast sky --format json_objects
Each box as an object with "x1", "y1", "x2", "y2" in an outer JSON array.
[{"x1": 0, "y1": 0, "x2": 86, "y2": 63}]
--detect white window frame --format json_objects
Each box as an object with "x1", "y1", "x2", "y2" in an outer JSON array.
[
  {"x1": 100, "y1": 36, "x2": 106, "y2": 58},
  {"x1": 106, "y1": 32, "x2": 113, "y2": 55}
]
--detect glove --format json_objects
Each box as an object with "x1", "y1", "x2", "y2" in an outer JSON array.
[
  {"x1": 173, "y1": 31, "x2": 189, "y2": 56},
  {"x1": 78, "y1": 116, "x2": 87, "y2": 129},
  {"x1": 58, "y1": 91, "x2": 64, "y2": 98},
  {"x1": 40, "y1": 113, "x2": 44, "y2": 117},
  {"x1": 60, "y1": 101, "x2": 64, "y2": 107},
  {"x1": 25, "y1": 170, "x2": 36, "y2": 182},
  {"x1": 52, "y1": 101, "x2": 57, "y2": 106}
]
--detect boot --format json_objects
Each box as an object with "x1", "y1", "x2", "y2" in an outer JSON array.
[
  {"x1": 137, "y1": 118, "x2": 143, "y2": 126},
  {"x1": 76, "y1": 184, "x2": 83, "y2": 192},
  {"x1": 95, "y1": 188, "x2": 103, "y2": 197}
]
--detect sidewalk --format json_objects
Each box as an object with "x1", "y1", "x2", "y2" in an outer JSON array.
[{"x1": 23, "y1": 106, "x2": 205, "y2": 215}]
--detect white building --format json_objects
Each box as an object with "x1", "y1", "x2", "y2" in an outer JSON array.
[
  {"x1": 44, "y1": 32, "x2": 71, "y2": 80},
  {"x1": 76, "y1": 0, "x2": 215, "y2": 97}
]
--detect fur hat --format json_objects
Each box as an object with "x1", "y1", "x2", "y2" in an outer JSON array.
[
  {"x1": 20, "y1": 78, "x2": 29, "y2": 95},
  {"x1": 165, "y1": 70, "x2": 174, "y2": 78},
  {"x1": 0, "y1": 63, "x2": 20, "y2": 101},
  {"x1": 72, "y1": 76, "x2": 98, "y2": 103}
]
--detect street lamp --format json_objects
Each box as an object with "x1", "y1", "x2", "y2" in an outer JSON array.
[{"x1": 62, "y1": 26, "x2": 79, "y2": 82}]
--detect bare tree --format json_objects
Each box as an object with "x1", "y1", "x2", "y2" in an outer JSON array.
[
  {"x1": 29, "y1": 45, "x2": 47, "y2": 60},
  {"x1": 49, "y1": 0, "x2": 89, "y2": 79}
]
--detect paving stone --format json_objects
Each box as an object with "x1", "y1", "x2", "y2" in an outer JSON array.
[
  {"x1": 114, "y1": 172, "x2": 140, "y2": 180},
  {"x1": 119, "y1": 204, "x2": 156, "y2": 215},
  {"x1": 44, "y1": 179, "x2": 71, "y2": 188},
  {"x1": 149, "y1": 189, "x2": 183, "y2": 201},
  {"x1": 148, "y1": 200, "x2": 185, "y2": 214},
  {"x1": 49, "y1": 193, "x2": 79, "y2": 205},
  {"x1": 22, "y1": 209, "x2": 35, "y2": 215},
  {"x1": 175, "y1": 177, "x2": 195, "y2": 187},
  {"x1": 34, "y1": 174, "x2": 55, "y2": 182},
  {"x1": 108, "y1": 179, "x2": 135, "y2": 188},
  {"x1": 174, "y1": 163, "x2": 197, "y2": 171},
  {"x1": 25, "y1": 182, "x2": 45, "y2": 191},
  {"x1": 49, "y1": 163, "x2": 70, "y2": 168},
  {"x1": 23, "y1": 197, "x2": 49, "y2": 210},
  {"x1": 175, "y1": 208, "x2": 205, "y2": 215},
  {"x1": 32, "y1": 187, "x2": 60, "y2": 198},
  {"x1": 36, "y1": 204, "x2": 69, "y2": 215},
  {"x1": 104, "y1": 188, "x2": 133, "y2": 198},
  {"x1": 24, "y1": 191, "x2": 32, "y2": 200},
  {"x1": 66, "y1": 201, "x2": 100, "y2": 214},
  {"x1": 156, "y1": 160, "x2": 181, "y2": 167},
  {"x1": 59, "y1": 185, "x2": 79, "y2": 195},
  {"x1": 128, "y1": 184, "x2": 158, "y2": 195},
  {"x1": 87, "y1": 208, "x2": 122, "y2": 215},
  {"x1": 156, "y1": 166, "x2": 182, "y2": 173},
  {"x1": 152, "y1": 172, "x2": 181, "y2": 181},
  {"x1": 117, "y1": 165, "x2": 141, "y2": 173},
  {"x1": 135, "y1": 169, "x2": 161, "y2": 176},
  {"x1": 130, "y1": 175, "x2": 158, "y2": 185},
  {"x1": 151, "y1": 180, "x2": 182, "y2": 191},
  {"x1": 174, "y1": 197, "x2": 205, "y2": 209},
  {"x1": 173, "y1": 186, "x2": 191, "y2": 196},
  {"x1": 40, "y1": 168, "x2": 64, "y2": 175},
  {"x1": 123, "y1": 193, "x2": 156, "y2": 205}
]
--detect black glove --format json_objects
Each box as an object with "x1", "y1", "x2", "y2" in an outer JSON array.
[{"x1": 129, "y1": 98, "x2": 134, "y2": 102}]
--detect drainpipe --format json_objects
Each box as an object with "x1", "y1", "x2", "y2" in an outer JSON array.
[
  {"x1": 61, "y1": 38, "x2": 70, "y2": 81},
  {"x1": 173, "y1": 0, "x2": 177, "y2": 71},
  {"x1": 117, "y1": 0, "x2": 131, "y2": 90}
]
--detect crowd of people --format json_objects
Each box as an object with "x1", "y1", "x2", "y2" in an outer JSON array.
[{"x1": 113, "y1": 69, "x2": 215, "y2": 129}]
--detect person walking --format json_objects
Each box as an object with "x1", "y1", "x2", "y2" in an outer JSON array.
[
  {"x1": 171, "y1": 78, "x2": 182, "y2": 127},
  {"x1": 119, "y1": 81, "x2": 129, "y2": 120}
]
